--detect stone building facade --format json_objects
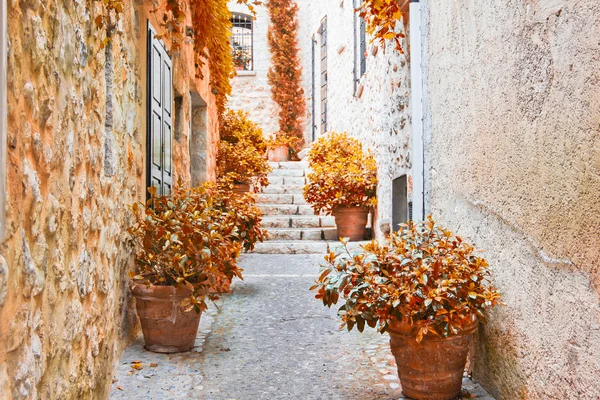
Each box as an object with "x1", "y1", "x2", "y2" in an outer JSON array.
[
  {"x1": 227, "y1": 1, "x2": 279, "y2": 138},
  {"x1": 296, "y1": 1, "x2": 412, "y2": 238},
  {"x1": 228, "y1": 0, "x2": 413, "y2": 237},
  {"x1": 0, "y1": 0, "x2": 220, "y2": 398},
  {"x1": 419, "y1": 1, "x2": 600, "y2": 398}
]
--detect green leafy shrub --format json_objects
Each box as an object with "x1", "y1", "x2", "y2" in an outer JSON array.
[
  {"x1": 303, "y1": 132, "x2": 377, "y2": 215},
  {"x1": 312, "y1": 217, "x2": 502, "y2": 342}
]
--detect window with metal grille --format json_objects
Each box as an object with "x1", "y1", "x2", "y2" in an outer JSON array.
[
  {"x1": 311, "y1": 34, "x2": 317, "y2": 142},
  {"x1": 319, "y1": 17, "x2": 328, "y2": 134},
  {"x1": 231, "y1": 13, "x2": 253, "y2": 71}
]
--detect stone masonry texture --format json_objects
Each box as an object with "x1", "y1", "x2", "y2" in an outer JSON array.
[
  {"x1": 420, "y1": 1, "x2": 600, "y2": 398},
  {"x1": 0, "y1": 1, "x2": 221, "y2": 398}
]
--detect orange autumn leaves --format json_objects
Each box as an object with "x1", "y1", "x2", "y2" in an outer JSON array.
[{"x1": 266, "y1": 0, "x2": 307, "y2": 158}]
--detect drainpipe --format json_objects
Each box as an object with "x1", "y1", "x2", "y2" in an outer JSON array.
[{"x1": 409, "y1": 0, "x2": 425, "y2": 221}]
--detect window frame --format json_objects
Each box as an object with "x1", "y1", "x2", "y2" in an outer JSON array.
[
  {"x1": 231, "y1": 12, "x2": 254, "y2": 72},
  {"x1": 319, "y1": 17, "x2": 328, "y2": 135},
  {"x1": 354, "y1": 0, "x2": 367, "y2": 94}
]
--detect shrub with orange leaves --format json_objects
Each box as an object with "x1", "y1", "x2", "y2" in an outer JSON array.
[
  {"x1": 217, "y1": 110, "x2": 272, "y2": 190},
  {"x1": 266, "y1": 0, "x2": 306, "y2": 159},
  {"x1": 311, "y1": 217, "x2": 502, "y2": 342},
  {"x1": 128, "y1": 182, "x2": 266, "y2": 313},
  {"x1": 303, "y1": 132, "x2": 378, "y2": 215}
]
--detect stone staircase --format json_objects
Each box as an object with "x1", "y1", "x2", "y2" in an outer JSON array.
[{"x1": 252, "y1": 161, "x2": 339, "y2": 254}]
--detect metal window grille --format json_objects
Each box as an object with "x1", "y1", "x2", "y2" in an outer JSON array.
[
  {"x1": 311, "y1": 35, "x2": 317, "y2": 142},
  {"x1": 359, "y1": 5, "x2": 367, "y2": 77},
  {"x1": 231, "y1": 13, "x2": 253, "y2": 71},
  {"x1": 319, "y1": 17, "x2": 328, "y2": 134}
]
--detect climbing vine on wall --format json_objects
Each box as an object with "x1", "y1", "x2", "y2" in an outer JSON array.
[
  {"x1": 95, "y1": 0, "x2": 259, "y2": 114},
  {"x1": 266, "y1": 0, "x2": 306, "y2": 158},
  {"x1": 359, "y1": 0, "x2": 406, "y2": 53}
]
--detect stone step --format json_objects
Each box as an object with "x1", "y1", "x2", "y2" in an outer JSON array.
[
  {"x1": 262, "y1": 215, "x2": 336, "y2": 229},
  {"x1": 251, "y1": 241, "x2": 329, "y2": 254},
  {"x1": 259, "y1": 204, "x2": 315, "y2": 216},
  {"x1": 250, "y1": 240, "x2": 372, "y2": 254},
  {"x1": 267, "y1": 176, "x2": 307, "y2": 186},
  {"x1": 256, "y1": 194, "x2": 308, "y2": 205},
  {"x1": 268, "y1": 168, "x2": 306, "y2": 177},
  {"x1": 262, "y1": 185, "x2": 304, "y2": 194},
  {"x1": 269, "y1": 161, "x2": 309, "y2": 170},
  {"x1": 266, "y1": 228, "x2": 339, "y2": 241}
]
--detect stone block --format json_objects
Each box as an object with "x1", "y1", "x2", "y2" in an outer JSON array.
[
  {"x1": 269, "y1": 168, "x2": 305, "y2": 177},
  {"x1": 251, "y1": 241, "x2": 329, "y2": 254},
  {"x1": 256, "y1": 194, "x2": 294, "y2": 204},
  {"x1": 262, "y1": 185, "x2": 304, "y2": 194},
  {"x1": 290, "y1": 216, "x2": 322, "y2": 228}
]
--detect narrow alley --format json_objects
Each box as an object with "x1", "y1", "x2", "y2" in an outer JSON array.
[{"x1": 110, "y1": 255, "x2": 493, "y2": 400}]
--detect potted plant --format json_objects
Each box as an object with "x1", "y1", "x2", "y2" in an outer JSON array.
[
  {"x1": 217, "y1": 110, "x2": 271, "y2": 193},
  {"x1": 312, "y1": 217, "x2": 502, "y2": 400},
  {"x1": 303, "y1": 132, "x2": 377, "y2": 241},
  {"x1": 128, "y1": 183, "x2": 264, "y2": 353},
  {"x1": 267, "y1": 134, "x2": 301, "y2": 162}
]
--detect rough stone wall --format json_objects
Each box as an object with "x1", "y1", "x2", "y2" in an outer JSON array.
[
  {"x1": 297, "y1": 0, "x2": 412, "y2": 237},
  {"x1": 227, "y1": 1, "x2": 279, "y2": 138},
  {"x1": 0, "y1": 0, "x2": 219, "y2": 398},
  {"x1": 420, "y1": 1, "x2": 600, "y2": 398}
]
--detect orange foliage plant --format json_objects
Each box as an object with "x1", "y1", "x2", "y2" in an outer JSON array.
[{"x1": 266, "y1": 0, "x2": 307, "y2": 158}]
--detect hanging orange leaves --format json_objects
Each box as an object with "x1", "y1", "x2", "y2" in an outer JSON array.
[
  {"x1": 358, "y1": 0, "x2": 407, "y2": 53},
  {"x1": 266, "y1": 0, "x2": 306, "y2": 158}
]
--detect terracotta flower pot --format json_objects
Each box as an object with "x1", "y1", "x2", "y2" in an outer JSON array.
[
  {"x1": 332, "y1": 206, "x2": 369, "y2": 241},
  {"x1": 387, "y1": 318, "x2": 478, "y2": 400},
  {"x1": 268, "y1": 145, "x2": 289, "y2": 162},
  {"x1": 132, "y1": 283, "x2": 202, "y2": 353},
  {"x1": 233, "y1": 183, "x2": 251, "y2": 195}
]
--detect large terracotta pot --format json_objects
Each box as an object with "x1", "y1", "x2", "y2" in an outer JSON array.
[
  {"x1": 132, "y1": 283, "x2": 202, "y2": 353},
  {"x1": 388, "y1": 318, "x2": 478, "y2": 400},
  {"x1": 268, "y1": 145, "x2": 289, "y2": 162},
  {"x1": 332, "y1": 206, "x2": 369, "y2": 241},
  {"x1": 233, "y1": 183, "x2": 251, "y2": 195}
]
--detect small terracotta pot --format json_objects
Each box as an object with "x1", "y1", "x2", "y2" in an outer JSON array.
[
  {"x1": 268, "y1": 145, "x2": 289, "y2": 162},
  {"x1": 132, "y1": 283, "x2": 202, "y2": 353},
  {"x1": 332, "y1": 206, "x2": 369, "y2": 241},
  {"x1": 233, "y1": 183, "x2": 251, "y2": 195},
  {"x1": 388, "y1": 318, "x2": 478, "y2": 400}
]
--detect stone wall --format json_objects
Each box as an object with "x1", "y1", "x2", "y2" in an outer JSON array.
[
  {"x1": 0, "y1": 0, "x2": 219, "y2": 398},
  {"x1": 297, "y1": 0, "x2": 412, "y2": 237},
  {"x1": 227, "y1": 1, "x2": 279, "y2": 138},
  {"x1": 420, "y1": 1, "x2": 600, "y2": 398}
]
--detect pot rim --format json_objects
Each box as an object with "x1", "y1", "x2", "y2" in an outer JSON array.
[
  {"x1": 387, "y1": 316, "x2": 479, "y2": 339},
  {"x1": 132, "y1": 282, "x2": 194, "y2": 300},
  {"x1": 332, "y1": 206, "x2": 370, "y2": 214}
]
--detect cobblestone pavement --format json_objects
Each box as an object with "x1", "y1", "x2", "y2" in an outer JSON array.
[{"x1": 110, "y1": 254, "x2": 494, "y2": 400}]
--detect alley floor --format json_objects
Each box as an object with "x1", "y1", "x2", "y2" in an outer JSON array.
[{"x1": 109, "y1": 255, "x2": 494, "y2": 400}]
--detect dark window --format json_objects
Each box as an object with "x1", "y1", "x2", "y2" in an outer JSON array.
[
  {"x1": 231, "y1": 13, "x2": 253, "y2": 71},
  {"x1": 393, "y1": 175, "x2": 409, "y2": 230},
  {"x1": 319, "y1": 17, "x2": 327, "y2": 134},
  {"x1": 147, "y1": 23, "x2": 173, "y2": 197},
  {"x1": 359, "y1": 11, "x2": 367, "y2": 77}
]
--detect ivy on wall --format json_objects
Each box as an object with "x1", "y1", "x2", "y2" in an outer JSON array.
[
  {"x1": 266, "y1": 0, "x2": 306, "y2": 158},
  {"x1": 95, "y1": 0, "x2": 403, "y2": 116}
]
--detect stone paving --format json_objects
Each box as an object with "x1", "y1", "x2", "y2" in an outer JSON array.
[{"x1": 110, "y1": 254, "x2": 494, "y2": 400}]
